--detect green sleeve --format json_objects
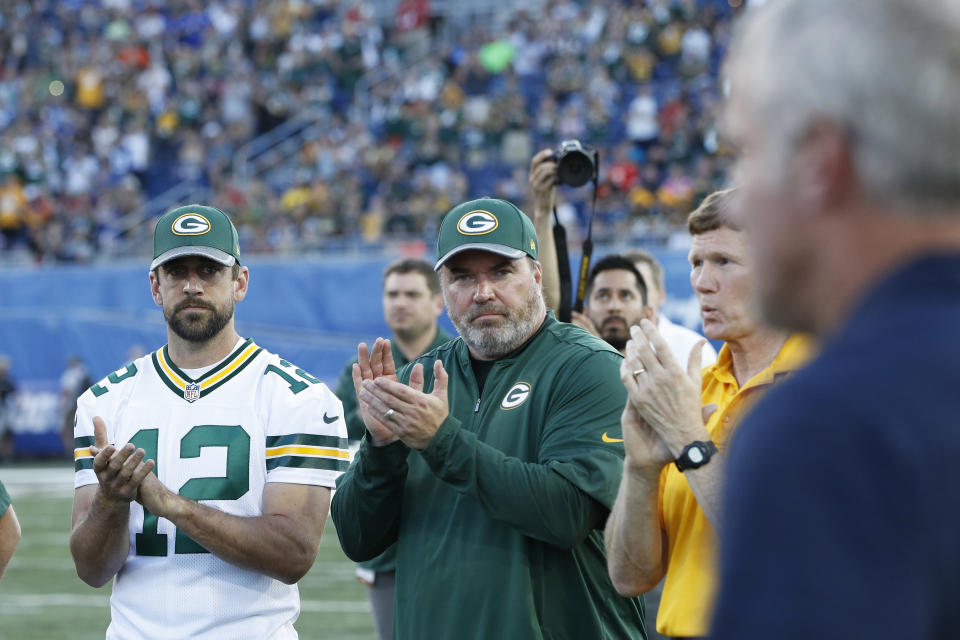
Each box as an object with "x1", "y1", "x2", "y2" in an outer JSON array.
[
  {"x1": 0, "y1": 480, "x2": 10, "y2": 517},
  {"x1": 330, "y1": 439, "x2": 409, "y2": 562},
  {"x1": 333, "y1": 359, "x2": 366, "y2": 442},
  {"x1": 538, "y1": 349, "x2": 628, "y2": 510},
  {"x1": 419, "y1": 417, "x2": 607, "y2": 549},
  {"x1": 415, "y1": 347, "x2": 626, "y2": 549}
]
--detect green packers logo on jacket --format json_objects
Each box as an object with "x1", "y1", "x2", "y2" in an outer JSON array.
[
  {"x1": 501, "y1": 382, "x2": 532, "y2": 409},
  {"x1": 457, "y1": 210, "x2": 498, "y2": 235}
]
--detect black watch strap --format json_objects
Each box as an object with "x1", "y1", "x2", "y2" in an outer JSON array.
[{"x1": 675, "y1": 440, "x2": 719, "y2": 472}]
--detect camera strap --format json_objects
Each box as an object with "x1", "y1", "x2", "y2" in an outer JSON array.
[
  {"x1": 572, "y1": 150, "x2": 600, "y2": 314},
  {"x1": 552, "y1": 207, "x2": 573, "y2": 322}
]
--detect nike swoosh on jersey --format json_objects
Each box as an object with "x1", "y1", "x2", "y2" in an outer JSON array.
[
  {"x1": 601, "y1": 432, "x2": 624, "y2": 443},
  {"x1": 322, "y1": 413, "x2": 339, "y2": 424}
]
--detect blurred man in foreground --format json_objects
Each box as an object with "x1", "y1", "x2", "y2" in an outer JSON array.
[
  {"x1": 605, "y1": 189, "x2": 811, "y2": 638},
  {"x1": 711, "y1": 1, "x2": 960, "y2": 637}
]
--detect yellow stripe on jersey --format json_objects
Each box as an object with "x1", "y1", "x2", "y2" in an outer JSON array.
[
  {"x1": 156, "y1": 348, "x2": 188, "y2": 388},
  {"x1": 265, "y1": 445, "x2": 350, "y2": 460},
  {"x1": 155, "y1": 341, "x2": 261, "y2": 393},
  {"x1": 202, "y1": 342, "x2": 260, "y2": 389},
  {"x1": 74, "y1": 448, "x2": 92, "y2": 460}
]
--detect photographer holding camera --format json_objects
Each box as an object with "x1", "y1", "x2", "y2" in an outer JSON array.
[
  {"x1": 529, "y1": 141, "x2": 599, "y2": 320},
  {"x1": 529, "y1": 148, "x2": 564, "y2": 313}
]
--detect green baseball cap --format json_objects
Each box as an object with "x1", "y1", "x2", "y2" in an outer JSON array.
[
  {"x1": 435, "y1": 198, "x2": 538, "y2": 270},
  {"x1": 150, "y1": 204, "x2": 241, "y2": 271}
]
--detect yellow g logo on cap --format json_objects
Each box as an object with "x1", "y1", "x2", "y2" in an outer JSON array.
[
  {"x1": 457, "y1": 210, "x2": 498, "y2": 235},
  {"x1": 172, "y1": 213, "x2": 211, "y2": 236}
]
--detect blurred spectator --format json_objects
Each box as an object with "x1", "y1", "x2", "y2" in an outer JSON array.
[
  {"x1": 0, "y1": 356, "x2": 16, "y2": 462},
  {"x1": 392, "y1": 0, "x2": 432, "y2": 62},
  {"x1": 627, "y1": 86, "x2": 660, "y2": 149},
  {"x1": 59, "y1": 356, "x2": 92, "y2": 457},
  {"x1": 0, "y1": 175, "x2": 28, "y2": 249}
]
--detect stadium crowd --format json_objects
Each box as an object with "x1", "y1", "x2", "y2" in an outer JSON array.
[
  {"x1": 0, "y1": 0, "x2": 735, "y2": 264},
  {"x1": 0, "y1": 0, "x2": 730, "y2": 262}
]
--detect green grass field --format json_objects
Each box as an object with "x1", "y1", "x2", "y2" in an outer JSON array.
[{"x1": 0, "y1": 463, "x2": 375, "y2": 639}]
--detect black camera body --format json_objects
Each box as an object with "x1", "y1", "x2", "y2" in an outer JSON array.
[{"x1": 553, "y1": 139, "x2": 598, "y2": 188}]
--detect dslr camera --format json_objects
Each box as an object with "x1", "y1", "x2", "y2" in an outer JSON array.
[{"x1": 553, "y1": 139, "x2": 598, "y2": 188}]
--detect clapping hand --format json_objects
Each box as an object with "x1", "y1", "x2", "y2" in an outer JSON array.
[
  {"x1": 352, "y1": 338, "x2": 401, "y2": 446},
  {"x1": 89, "y1": 416, "x2": 155, "y2": 504},
  {"x1": 621, "y1": 320, "x2": 711, "y2": 459},
  {"x1": 358, "y1": 360, "x2": 450, "y2": 451}
]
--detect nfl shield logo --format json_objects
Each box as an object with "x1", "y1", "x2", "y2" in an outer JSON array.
[{"x1": 184, "y1": 383, "x2": 201, "y2": 403}]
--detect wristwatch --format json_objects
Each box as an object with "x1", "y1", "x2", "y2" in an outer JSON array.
[{"x1": 675, "y1": 440, "x2": 719, "y2": 472}]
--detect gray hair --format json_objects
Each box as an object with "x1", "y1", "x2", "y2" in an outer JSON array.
[{"x1": 725, "y1": 0, "x2": 960, "y2": 214}]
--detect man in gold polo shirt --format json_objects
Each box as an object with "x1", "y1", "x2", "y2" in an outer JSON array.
[{"x1": 604, "y1": 188, "x2": 811, "y2": 638}]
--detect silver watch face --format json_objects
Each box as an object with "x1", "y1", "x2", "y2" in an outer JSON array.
[{"x1": 688, "y1": 447, "x2": 704, "y2": 463}]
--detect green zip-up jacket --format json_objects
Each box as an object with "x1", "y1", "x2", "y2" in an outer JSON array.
[
  {"x1": 332, "y1": 313, "x2": 646, "y2": 639},
  {"x1": 334, "y1": 326, "x2": 453, "y2": 574}
]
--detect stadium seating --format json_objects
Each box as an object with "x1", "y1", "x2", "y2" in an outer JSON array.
[{"x1": 0, "y1": 0, "x2": 737, "y2": 265}]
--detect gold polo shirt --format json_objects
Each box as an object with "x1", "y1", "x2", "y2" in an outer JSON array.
[{"x1": 656, "y1": 334, "x2": 813, "y2": 637}]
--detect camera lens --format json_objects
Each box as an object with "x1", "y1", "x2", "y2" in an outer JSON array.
[{"x1": 558, "y1": 152, "x2": 594, "y2": 187}]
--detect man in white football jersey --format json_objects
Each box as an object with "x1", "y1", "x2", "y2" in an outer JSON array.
[{"x1": 69, "y1": 204, "x2": 349, "y2": 639}]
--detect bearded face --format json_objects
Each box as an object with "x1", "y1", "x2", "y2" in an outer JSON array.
[
  {"x1": 441, "y1": 252, "x2": 546, "y2": 360},
  {"x1": 448, "y1": 280, "x2": 545, "y2": 359},
  {"x1": 152, "y1": 257, "x2": 241, "y2": 344},
  {"x1": 164, "y1": 296, "x2": 235, "y2": 343}
]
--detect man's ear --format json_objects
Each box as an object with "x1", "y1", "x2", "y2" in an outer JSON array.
[
  {"x1": 233, "y1": 266, "x2": 250, "y2": 302},
  {"x1": 149, "y1": 270, "x2": 163, "y2": 307},
  {"x1": 795, "y1": 119, "x2": 856, "y2": 219},
  {"x1": 432, "y1": 293, "x2": 444, "y2": 319}
]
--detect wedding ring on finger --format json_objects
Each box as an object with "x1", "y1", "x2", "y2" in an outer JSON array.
[
  {"x1": 383, "y1": 408, "x2": 396, "y2": 420},
  {"x1": 632, "y1": 367, "x2": 646, "y2": 378}
]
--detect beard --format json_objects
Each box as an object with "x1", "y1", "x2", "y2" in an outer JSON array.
[
  {"x1": 447, "y1": 284, "x2": 546, "y2": 360},
  {"x1": 164, "y1": 297, "x2": 234, "y2": 343},
  {"x1": 598, "y1": 315, "x2": 630, "y2": 351}
]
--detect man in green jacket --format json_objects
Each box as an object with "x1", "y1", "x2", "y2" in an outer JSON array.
[
  {"x1": 334, "y1": 257, "x2": 451, "y2": 640},
  {"x1": 332, "y1": 197, "x2": 646, "y2": 639}
]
